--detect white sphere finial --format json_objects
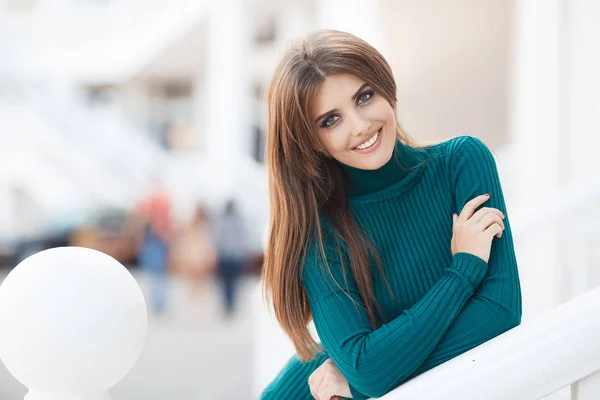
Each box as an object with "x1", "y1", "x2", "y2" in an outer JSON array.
[{"x1": 0, "y1": 247, "x2": 148, "y2": 400}]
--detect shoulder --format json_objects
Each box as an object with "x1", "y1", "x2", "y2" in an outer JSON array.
[
  {"x1": 424, "y1": 135, "x2": 496, "y2": 169},
  {"x1": 446, "y1": 135, "x2": 492, "y2": 156},
  {"x1": 409, "y1": 135, "x2": 492, "y2": 170},
  {"x1": 428, "y1": 134, "x2": 490, "y2": 155}
]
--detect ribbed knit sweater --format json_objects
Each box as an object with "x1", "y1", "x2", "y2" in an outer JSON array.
[{"x1": 261, "y1": 136, "x2": 522, "y2": 399}]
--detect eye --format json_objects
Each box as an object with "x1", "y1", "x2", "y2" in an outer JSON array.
[
  {"x1": 321, "y1": 114, "x2": 341, "y2": 128},
  {"x1": 357, "y1": 90, "x2": 374, "y2": 105}
]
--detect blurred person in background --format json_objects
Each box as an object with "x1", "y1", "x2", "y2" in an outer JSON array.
[
  {"x1": 261, "y1": 30, "x2": 521, "y2": 399},
  {"x1": 213, "y1": 199, "x2": 249, "y2": 317},
  {"x1": 169, "y1": 202, "x2": 217, "y2": 301},
  {"x1": 134, "y1": 178, "x2": 174, "y2": 316}
]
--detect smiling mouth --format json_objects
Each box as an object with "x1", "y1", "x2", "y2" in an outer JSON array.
[{"x1": 352, "y1": 128, "x2": 382, "y2": 150}]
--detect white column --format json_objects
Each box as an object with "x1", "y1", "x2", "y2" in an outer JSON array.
[
  {"x1": 200, "y1": 0, "x2": 253, "y2": 194},
  {"x1": 509, "y1": 0, "x2": 566, "y2": 315},
  {"x1": 564, "y1": 0, "x2": 600, "y2": 185},
  {"x1": 315, "y1": 0, "x2": 390, "y2": 62},
  {"x1": 509, "y1": 0, "x2": 565, "y2": 197}
]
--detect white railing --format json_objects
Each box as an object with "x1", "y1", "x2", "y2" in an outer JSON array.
[
  {"x1": 382, "y1": 286, "x2": 600, "y2": 399},
  {"x1": 253, "y1": 282, "x2": 600, "y2": 400}
]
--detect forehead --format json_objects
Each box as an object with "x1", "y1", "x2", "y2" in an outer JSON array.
[{"x1": 312, "y1": 73, "x2": 366, "y2": 113}]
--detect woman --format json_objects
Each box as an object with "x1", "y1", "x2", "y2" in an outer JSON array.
[{"x1": 261, "y1": 30, "x2": 522, "y2": 400}]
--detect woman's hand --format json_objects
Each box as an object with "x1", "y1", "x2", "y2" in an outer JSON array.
[
  {"x1": 451, "y1": 194, "x2": 505, "y2": 263},
  {"x1": 308, "y1": 358, "x2": 352, "y2": 400}
]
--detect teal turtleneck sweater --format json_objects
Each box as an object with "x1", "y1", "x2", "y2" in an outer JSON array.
[{"x1": 261, "y1": 136, "x2": 522, "y2": 399}]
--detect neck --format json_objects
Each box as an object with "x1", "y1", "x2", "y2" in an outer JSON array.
[{"x1": 339, "y1": 139, "x2": 426, "y2": 197}]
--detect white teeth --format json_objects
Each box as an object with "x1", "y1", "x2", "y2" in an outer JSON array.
[{"x1": 356, "y1": 130, "x2": 379, "y2": 150}]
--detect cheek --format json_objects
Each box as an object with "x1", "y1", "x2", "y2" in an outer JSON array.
[
  {"x1": 374, "y1": 96, "x2": 396, "y2": 124},
  {"x1": 319, "y1": 130, "x2": 348, "y2": 154},
  {"x1": 387, "y1": 108, "x2": 396, "y2": 126},
  {"x1": 365, "y1": 98, "x2": 395, "y2": 123},
  {"x1": 381, "y1": 103, "x2": 396, "y2": 125}
]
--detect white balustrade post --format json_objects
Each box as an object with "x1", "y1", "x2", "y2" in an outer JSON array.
[
  {"x1": 572, "y1": 370, "x2": 600, "y2": 400},
  {"x1": 0, "y1": 247, "x2": 148, "y2": 400}
]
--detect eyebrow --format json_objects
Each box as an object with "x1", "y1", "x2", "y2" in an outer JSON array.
[{"x1": 314, "y1": 83, "x2": 371, "y2": 124}]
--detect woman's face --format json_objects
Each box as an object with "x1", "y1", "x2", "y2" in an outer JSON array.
[{"x1": 312, "y1": 73, "x2": 397, "y2": 170}]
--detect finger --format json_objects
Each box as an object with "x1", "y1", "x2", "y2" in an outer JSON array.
[
  {"x1": 312, "y1": 373, "x2": 325, "y2": 400},
  {"x1": 308, "y1": 371, "x2": 321, "y2": 399},
  {"x1": 471, "y1": 207, "x2": 505, "y2": 223},
  {"x1": 458, "y1": 194, "x2": 490, "y2": 223},
  {"x1": 317, "y1": 372, "x2": 334, "y2": 399},
  {"x1": 481, "y1": 213, "x2": 504, "y2": 230},
  {"x1": 317, "y1": 382, "x2": 333, "y2": 400},
  {"x1": 453, "y1": 213, "x2": 457, "y2": 225},
  {"x1": 485, "y1": 223, "x2": 503, "y2": 239},
  {"x1": 477, "y1": 213, "x2": 505, "y2": 232},
  {"x1": 308, "y1": 379, "x2": 317, "y2": 400}
]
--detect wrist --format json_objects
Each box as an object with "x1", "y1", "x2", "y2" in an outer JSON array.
[{"x1": 449, "y1": 252, "x2": 488, "y2": 289}]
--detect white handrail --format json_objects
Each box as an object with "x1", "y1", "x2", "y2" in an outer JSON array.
[
  {"x1": 253, "y1": 281, "x2": 600, "y2": 399},
  {"x1": 382, "y1": 286, "x2": 600, "y2": 399}
]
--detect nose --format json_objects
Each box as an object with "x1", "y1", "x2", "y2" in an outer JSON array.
[{"x1": 347, "y1": 109, "x2": 370, "y2": 137}]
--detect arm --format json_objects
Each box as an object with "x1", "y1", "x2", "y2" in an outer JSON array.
[
  {"x1": 302, "y1": 236, "x2": 488, "y2": 398},
  {"x1": 409, "y1": 136, "x2": 522, "y2": 377}
]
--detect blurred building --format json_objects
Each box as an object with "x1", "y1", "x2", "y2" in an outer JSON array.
[{"x1": 0, "y1": 0, "x2": 599, "y2": 320}]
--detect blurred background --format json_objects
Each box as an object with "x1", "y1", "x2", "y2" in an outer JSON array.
[{"x1": 0, "y1": 0, "x2": 598, "y2": 399}]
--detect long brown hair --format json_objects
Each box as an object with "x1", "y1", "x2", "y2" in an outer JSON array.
[{"x1": 262, "y1": 29, "x2": 422, "y2": 361}]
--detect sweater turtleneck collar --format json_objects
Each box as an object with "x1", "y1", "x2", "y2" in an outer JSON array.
[{"x1": 339, "y1": 139, "x2": 428, "y2": 198}]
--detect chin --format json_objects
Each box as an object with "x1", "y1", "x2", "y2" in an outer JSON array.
[
  {"x1": 364, "y1": 153, "x2": 394, "y2": 170},
  {"x1": 352, "y1": 147, "x2": 394, "y2": 170}
]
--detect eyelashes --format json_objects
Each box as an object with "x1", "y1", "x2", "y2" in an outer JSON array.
[
  {"x1": 320, "y1": 90, "x2": 375, "y2": 128},
  {"x1": 356, "y1": 90, "x2": 374, "y2": 105},
  {"x1": 321, "y1": 114, "x2": 341, "y2": 128}
]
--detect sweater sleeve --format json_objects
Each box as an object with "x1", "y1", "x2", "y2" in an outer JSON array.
[
  {"x1": 449, "y1": 136, "x2": 522, "y2": 319},
  {"x1": 302, "y1": 234, "x2": 488, "y2": 398},
  {"x1": 407, "y1": 135, "x2": 523, "y2": 377}
]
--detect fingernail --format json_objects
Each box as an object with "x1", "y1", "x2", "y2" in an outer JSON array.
[{"x1": 485, "y1": 194, "x2": 490, "y2": 197}]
